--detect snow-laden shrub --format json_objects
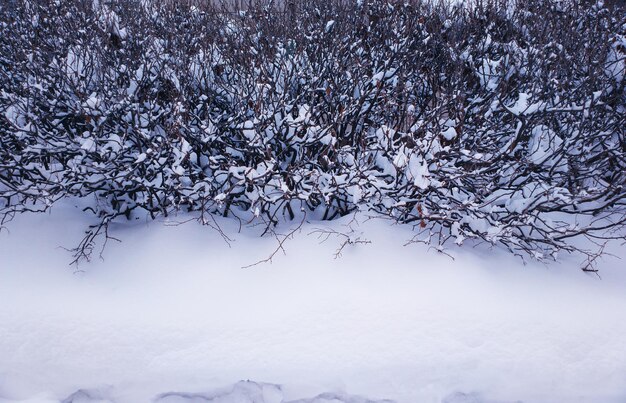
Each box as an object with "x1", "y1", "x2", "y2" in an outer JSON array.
[{"x1": 1, "y1": 0, "x2": 625, "y2": 268}]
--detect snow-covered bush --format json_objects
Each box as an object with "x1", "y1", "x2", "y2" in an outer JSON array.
[{"x1": 1, "y1": 0, "x2": 624, "y2": 268}]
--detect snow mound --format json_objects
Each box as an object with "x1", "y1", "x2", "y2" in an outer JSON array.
[
  {"x1": 156, "y1": 382, "x2": 283, "y2": 403},
  {"x1": 62, "y1": 388, "x2": 114, "y2": 403},
  {"x1": 156, "y1": 381, "x2": 392, "y2": 403}
]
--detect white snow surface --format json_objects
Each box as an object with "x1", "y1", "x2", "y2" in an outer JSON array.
[{"x1": 1, "y1": 203, "x2": 626, "y2": 403}]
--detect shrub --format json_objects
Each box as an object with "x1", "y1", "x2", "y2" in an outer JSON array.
[{"x1": 1, "y1": 0, "x2": 624, "y2": 268}]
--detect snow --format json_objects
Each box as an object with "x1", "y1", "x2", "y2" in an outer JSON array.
[
  {"x1": 135, "y1": 153, "x2": 147, "y2": 163},
  {"x1": 407, "y1": 155, "x2": 431, "y2": 189},
  {"x1": 80, "y1": 137, "x2": 96, "y2": 152},
  {"x1": 441, "y1": 127, "x2": 457, "y2": 141},
  {"x1": 527, "y1": 125, "x2": 564, "y2": 166},
  {"x1": 239, "y1": 120, "x2": 256, "y2": 142},
  {"x1": 605, "y1": 34, "x2": 625, "y2": 84},
  {"x1": 325, "y1": 20, "x2": 335, "y2": 33},
  {"x1": 1, "y1": 203, "x2": 626, "y2": 403}
]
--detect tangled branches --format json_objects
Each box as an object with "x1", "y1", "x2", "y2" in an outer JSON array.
[{"x1": 1, "y1": 0, "x2": 625, "y2": 268}]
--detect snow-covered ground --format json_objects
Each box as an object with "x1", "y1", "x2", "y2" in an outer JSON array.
[{"x1": 1, "y1": 203, "x2": 625, "y2": 403}]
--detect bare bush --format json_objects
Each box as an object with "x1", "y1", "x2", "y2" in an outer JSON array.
[{"x1": 1, "y1": 0, "x2": 624, "y2": 268}]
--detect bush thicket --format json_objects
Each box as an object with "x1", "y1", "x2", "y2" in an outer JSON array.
[{"x1": 1, "y1": 0, "x2": 625, "y2": 267}]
